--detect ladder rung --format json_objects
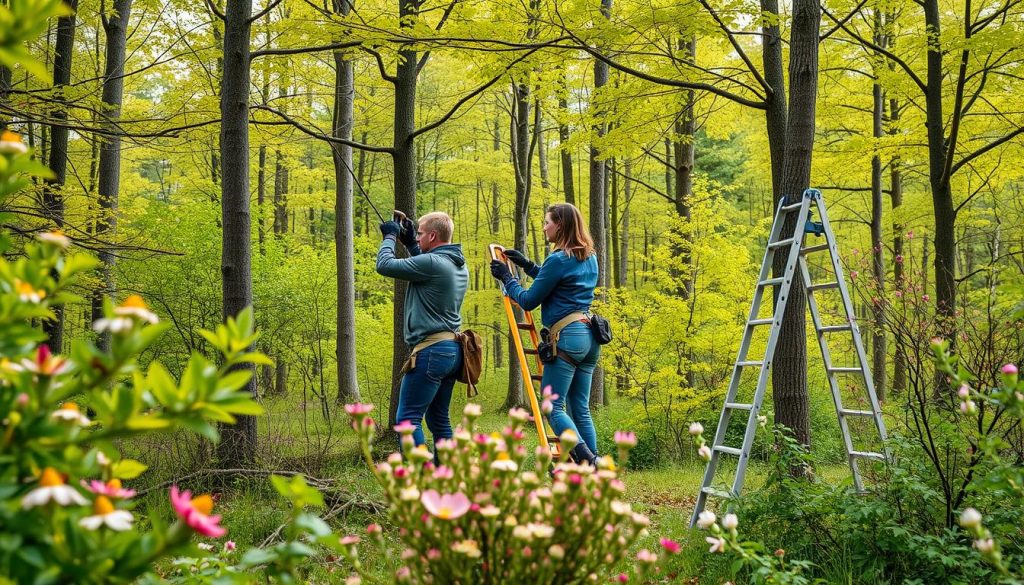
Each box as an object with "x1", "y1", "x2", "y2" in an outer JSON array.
[
  {"x1": 531, "y1": 374, "x2": 543, "y2": 381},
  {"x1": 818, "y1": 324, "x2": 852, "y2": 333},
  {"x1": 849, "y1": 451, "x2": 885, "y2": 461},
  {"x1": 767, "y1": 237, "x2": 796, "y2": 250},
  {"x1": 714, "y1": 446, "x2": 742, "y2": 456},
  {"x1": 523, "y1": 348, "x2": 538, "y2": 355},
  {"x1": 748, "y1": 318, "x2": 774, "y2": 326},
  {"x1": 840, "y1": 409, "x2": 875, "y2": 417},
  {"x1": 807, "y1": 282, "x2": 839, "y2": 292},
  {"x1": 701, "y1": 486, "x2": 733, "y2": 497},
  {"x1": 725, "y1": 402, "x2": 753, "y2": 411},
  {"x1": 801, "y1": 243, "x2": 829, "y2": 254},
  {"x1": 781, "y1": 202, "x2": 803, "y2": 212},
  {"x1": 828, "y1": 367, "x2": 862, "y2": 374},
  {"x1": 516, "y1": 322, "x2": 533, "y2": 330},
  {"x1": 758, "y1": 277, "x2": 784, "y2": 287},
  {"x1": 547, "y1": 436, "x2": 559, "y2": 443},
  {"x1": 736, "y1": 360, "x2": 764, "y2": 368}
]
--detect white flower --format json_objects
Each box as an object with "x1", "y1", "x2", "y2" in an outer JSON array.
[
  {"x1": 722, "y1": 513, "x2": 739, "y2": 530},
  {"x1": 37, "y1": 230, "x2": 70, "y2": 248},
  {"x1": 757, "y1": 415, "x2": 768, "y2": 427},
  {"x1": 490, "y1": 457, "x2": 518, "y2": 472},
  {"x1": 611, "y1": 500, "x2": 632, "y2": 515},
  {"x1": 960, "y1": 400, "x2": 977, "y2": 414},
  {"x1": 479, "y1": 505, "x2": 500, "y2": 517},
  {"x1": 559, "y1": 429, "x2": 578, "y2": 444},
  {"x1": 631, "y1": 512, "x2": 650, "y2": 527},
  {"x1": 959, "y1": 508, "x2": 982, "y2": 529},
  {"x1": 548, "y1": 544, "x2": 565, "y2": 559},
  {"x1": 527, "y1": 522, "x2": 555, "y2": 538},
  {"x1": 78, "y1": 495, "x2": 134, "y2": 531},
  {"x1": 197, "y1": 542, "x2": 215, "y2": 551},
  {"x1": 51, "y1": 402, "x2": 91, "y2": 426},
  {"x1": 0, "y1": 130, "x2": 28, "y2": 154},
  {"x1": 512, "y1": 525, "x2": 533, "y2": 540},
  {"x1": 706, "y1": 536, "x2": 726, "y2": 553},
  {"x1": 974, "y1": 538, "x2": 994, "y2": 553},
  {"x1": 957, "y1": 385, "x2": 970, "y2": 399},
  {"x1": 463, "y1": 403, "x2": 482, "y2": 417},
  {"x1": 22, "y1": 468, "x2": 88, "y2": 509},
  {"x1": 399, "y1": 487, "x2": 420, "y2": 501},
  {"x1": 93, "y1": 317, "x2": 134, "y2": 333},
  {"x1": 688, "y1": 422, "x2": 704, "y2": 436},
  {"x1": 113, "y1": 295, "x2": 159, "y2": 323},
  {"x1": 508, "y1": 407, "x2": 529, "y2": 422},
  {"x1": 698, "y1": 445, "x2": 712, "y2": 461},
  {"x1": 696, "y1": 510, "x2": 717, "y2": 529},
  {"x1": 14, "y1": 280, "x2": 46, "y2": 303}
]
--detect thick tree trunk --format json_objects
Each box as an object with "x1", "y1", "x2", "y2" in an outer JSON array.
[
  {"x1": 216, "y1": 0, "x2": 257, "y2": 467},
  {"x1": 760, "y1": 0, "x2": 788, "y2": 200},
  {"x1": 672, "y1": 37, "x2": 696, "y2": 300},
  {"x1": 770, "y1": 0, "x2": 820, "y2": 448},
  {"x1": 332, "y1": 2, "x2": 360, "y2": 404},
  {"x1": 889, "y1": 96, "x2": 907, "y2": 395},
  {"x1": 558, "y1": 71, "x2": 574, "y2": 205},
  {"x1": 869, "y1": 12, "x2": 887, "y2": 402},
  {"x1": 41, "y1": 0, "x2": 79, "y2": 352},
  {"x1": 490, "y1": 114, "x2": 501, "y2": 234},
  {"x1": 619, "y1": 158, "x2": 631, "y2": 288},
  {"x1": 536, "y1": 97, "x2": 549, "y2": 189},
  {"x1": 92, "y1": 0, "x2": 133, "y2": 353}
]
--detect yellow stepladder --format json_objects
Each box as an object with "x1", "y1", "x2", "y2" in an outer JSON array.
[{"x1": 488, "y1": 244, "x2": 561, "y2": 458}]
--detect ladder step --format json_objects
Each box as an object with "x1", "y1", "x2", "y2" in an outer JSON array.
[
  {"x1": 725, "y1": 402, "x2": 753, "y2": 411},
  {"x1": 781, "y1": 202, "x2": 803, "y2": 212},
  {"x1": 714, "y1": 446, "x2": 743, "y2": 456},
  {"x1": 807, "y1": 282, "x2": 839, "y2": 292},
  {"x1": 801, "y1": 243, "x2": 829, "y2": 254},
  {"x1": 758, "y1": 277, "x2": 784, "y2": 287},
  {"x1": 818, "y1": 324, "x2": 852, "y2": 333},
  {"x1": 531, "y1": 374, "x2": 543, "y2": 381},
  {"x1": 748, "y1": 318, "x2": 774, "y2": 326},
  {"x1": 701, "y1": 486, "x2": 733, "y2": 498},
  {"x1": 767, "y1": 238, "x2": 796, "y2": 250},
  {"x1": 736, "y1": 360, "x2": 764, "y2": 368},
  {"x1": 840, "y1": 409, "x2": 875, "y2": 417},
  {"x1": 517, "y1": 322, "x2": 533, "y2": 330},
  {"x1": 523, "y1": 348, "x2": 539, "y2": 355},
  {"x1": 828, "y1": 367, "x2": 862, "y2": 374},
  {"x1": 849, "y1": 450, "x2": 885, "y2": 461}
]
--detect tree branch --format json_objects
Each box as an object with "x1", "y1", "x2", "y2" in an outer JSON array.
[
  {"x1": 362, "y1": 46, "x2": 397, "y2": 84},
  {"x1": 820, "y1": 0, "x2": 869, "y2": 40},
  {"x1": 248, "y1": 0, "x2": 284, "y2": 23},
  {"x1": 253, "y1": 105, "x2": 396, "y2": 154},
  {"x1": 203, "y1": 0, "x2": 225, "y2": 21},
  {"x1": 694, "y1": 0, "x2": 770, "y2": 93},
  {"x1": 417, "y1": 0, "x2": 461, "y2": 73},
  {"x1": 251, "y1": 39, "x2": 361, "y2": 58},
  {"x1": 950, "y1": 126, "x2": 1024, "y2": 176}
]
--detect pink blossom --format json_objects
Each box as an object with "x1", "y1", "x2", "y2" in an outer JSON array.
[
  {"x1": 170, "y1": 486, "x2": 226, "y2": 537},
  {"x1": 660, "y1": 538, "x2": 681, "y2": 554},
  {"x1": 706, "y1": 536, "x2": 726, "y2": 553},
  {"x1": 344, "y1": 403, "x2": 374, "y2": 416},
  {"x1": 613, "y1": 431, "x2": 637, "y2": 448},
  {"x1": 922, "y1": 294, "x2": 930, "y2": 302},
  {"x1": 616, "y1": 573, "x2": 628, "y2": 583},
  {"x1": 432, "y1": 465, "x2": 454, "y2": 480},
  {"x1": 82, "y1": 478, "x2": 136, "y2": 499},
  {"x1": 1001, "y1": 363, "x2": 1018, "y2": 375},
  {"x1": 224, "y1": 540, "x2": 236, "y2": 552},
  {"x1": 393, "y1": 420, "x2": 416, "y2": 434},
  {"x1": 340, "y1": 535, "x2": 360, "y2": 545},
  {"x1": 895, "y1": 254, "x2": 904, "y2": 264},
  {"x1": 420, "y1": 490, "x2": 471, "y2": 520},
  {"x1": 367, "y1": 523, "x2": 382, "y2": 535}
]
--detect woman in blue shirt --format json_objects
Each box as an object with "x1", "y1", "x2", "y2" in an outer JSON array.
[{"x1": 490, "y1": 203, "x2": 601, "y2": 466}]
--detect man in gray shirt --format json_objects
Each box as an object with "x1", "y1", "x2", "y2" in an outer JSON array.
[{"x1": 377, "y1": 211, "x2": 468, "y2": 453}]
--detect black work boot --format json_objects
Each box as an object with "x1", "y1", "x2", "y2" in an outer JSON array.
[{"x1": 569, "y1": 442, "x2": 599, "y2": 467}]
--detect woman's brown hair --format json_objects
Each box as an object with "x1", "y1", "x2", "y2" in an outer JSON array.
[{"x1": 546, "y1": 203, "x2": 595, "y2": 261}]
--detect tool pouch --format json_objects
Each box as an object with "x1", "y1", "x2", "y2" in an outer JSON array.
[
  {"x1": 538, "y1": 328, "x2": 557, "y2": 364},
  {"x1": 589, "y1": 314, "x2": 613, "y2": 345}
]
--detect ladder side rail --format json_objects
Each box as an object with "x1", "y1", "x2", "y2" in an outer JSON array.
[{"x1": 814, "y1": 199, "x2": 889, "y2": 446}]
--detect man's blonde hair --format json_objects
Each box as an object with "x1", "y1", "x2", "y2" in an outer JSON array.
[{"x1": 418, "y1": 211, "x2": 454, "y2": 241}]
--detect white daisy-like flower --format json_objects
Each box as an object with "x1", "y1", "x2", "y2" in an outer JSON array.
[
  {"x1": 113, "y1": 295, "x2": 159, "y2": 323},
  {"x1": 0, "y1": 130, "x2": 28, "y2": 154},
  {"x1": 22, "y1": 467, "x2": 88, "y2": 509},
  {"x1": 512, "y1": 525, "x2": 533, "y2": 541},
  {"x1": 478, "y1": 504, "x2": 501, "y2": 517},
  {"x1": 527, "y1": 523, "x2": 554, "y2": 538},
  {"x1": 93, "y1": 317, "x2": 134, "y2": 333},
  {"x1": 399, "y1": 487, "x2": 420, "y2": 501},
  {"x1": 14, "y1": 280, "x2": 46, "y2": 303},
  {"x1": 197, "y1": 542, "x2": 215, "y2": 551},
  {"x1": 611, "y1": 500, "x2": 632, "y2": 515},
  {"x1": 51, "y1": 402, "x2": 91, "y2": 426},
  {"x1": 463, "y1": 403, "x2": 482, "y2": 417},
  {"x1": 37, "y1": 230, "x2": 70, "y2": 249},
  {"x1": 79, "y1": 496, "x2": 134, "y2": 531},
  {"x1": 696, "y1": 510, "x2": 717, "y2": 529},
  {"x1": 490, "y1": 453, "x2": 518, "y2": 472}
]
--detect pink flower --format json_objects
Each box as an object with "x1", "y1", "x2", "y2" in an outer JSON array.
[
  {"x1": 895, "y1": 254, "x2": 904, "y2": 264},
  {"x1": 1001, "y1": 363, "x2": 1018, "y2": 375},
  {"x1": 420, "y1": 490, "x2": 471, "y2": 520},
  {"x1": 82, "y1": 478, "x2": 136, "y2": 499},
  {"x1": 613, "y1": 431, "x2": 637, "y2": 448},
  {"x1": 23, "y1": 345, "x2": 68, "y2": 376},
  {"x1": 616, "y1": 573, "x2": 628, "y2": 583},
  {"x1": 922, "y1": 294, "x2": 930, "y2": 302},
  {"x1": 433, "y1": 466, "x2": 454, "y2": 480},
  {"x1": 224, "y1": 540, "x2": 236, "y2": 552},
  {"x1": 367, "y1": 523, "x2": 382, "y2": 535},
  {"x1": 340, "y1": 535, "x2": 360, "y2": 545},
  {"x1": 659, "y1": 538, "x2": 681, "y2": 554},
  {"x1": 170, "y1": 486, "x2": 226, "y2": 537},
  {"x1": 344, "y1": 403, "x2": 374, "y2": 417},
  {"x1": 393, "y1": 420, "x2": 416, "y2": 435}
]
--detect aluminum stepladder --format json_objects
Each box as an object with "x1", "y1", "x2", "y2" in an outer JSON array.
[
  {"x1": 489, "y1": 244, "x2": 562, "y2": 458},
  {"x1": 690, "y1": 188, "x2": 889, "y2": 527}
]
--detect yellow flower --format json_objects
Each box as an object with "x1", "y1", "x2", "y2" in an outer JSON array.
[
  {"x1": 0, "y1": 130, "x2": 28, "y2": 154},
  {"x1": 22, "y1": 467, "x2": 88, "y2": 508},
  {"x1": 37, "y1": 229, "x2": 70, "y2": 249},
  {"x1": 14, "y1": 280, "x2": 46, "y2": 303},
  {"x1": 79, "y1": 495, "x2": 134, "y2": 531},
  {"x1": 114, "y1": 295, "x2": 159, "y2": 323},
  {"x1": 51, "y1": 402, "x2": 91, "y2": 426}
]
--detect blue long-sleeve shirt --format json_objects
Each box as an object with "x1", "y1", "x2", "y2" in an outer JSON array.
[
  {"x1": 503, "y1": 250, "x2": 598, "y2": 327},
  {"x1": 376, "y1": 237, "x2": 468, "y2": 346}
]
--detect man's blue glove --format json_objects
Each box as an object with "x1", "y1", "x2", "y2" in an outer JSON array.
[
  {"x1": 490, "y1": 260, "x2": 515, "y2": 286},
  {"x1": 399, "y1": 216, "x2": 417, "y2": 248},
  {"x1": 503, "y1": 249, "x2": 536, "y2": 273},
  {"x1": 379, "y1": 221, "x2": 401, "y2": 240}
]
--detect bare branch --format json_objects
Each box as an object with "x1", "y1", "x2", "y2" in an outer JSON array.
[
  {"x1": 251, "y1": 39, "x2": 361, "y2": 58},
  {"x1": 248, "y1": 0, "x2": 284, "y2": 23},
  {"x1": 252, "y1": 105, "x2": 396, "y2": 154}
]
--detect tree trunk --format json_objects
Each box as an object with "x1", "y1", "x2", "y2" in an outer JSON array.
[
  {"x1": 760, "y1": 0, "x2": 788, "y2": 200},
  {"x1": 588, "y1": 0, "x2": 612, "y2": 410},
  {"x1": 216, "y1": 0, "x2": 257, "y2": 468},
  {"x1": 558, "y1": 71, "x2": 574, "y2": 205},
  {"x1": 610, "y1": 156, "x2": 619, "y2": 287},
  {"x1": 536, "y1": 96, "x2": 549, "y2": 189},
  {"x1": 619, "y1": 158, "x2": 631, "y2": 288},
  {"x1": 273, "y1": 78, "x2": 289, "y2": 237},
  {"x1": 92, "y1": 0, "x2": 133, "y2": 353},
  {"x1": 672, "y1": 37, "x2": 696, "y2": 300},
  {"x1": 888, "y1": 94, "x2": 906, "y2": 395},
  {"x1": 869, "y1": 10, "x2": 887, "y2": 402},
  {"x1": 332, "y1": 0, "x2": 360, "y2": 405},
  {"x1": 770, "y1": 0, "x2": 820, "y2": 448},
  {"x1": 490, "y1": 113, "x2": 501, "y2": 234}
]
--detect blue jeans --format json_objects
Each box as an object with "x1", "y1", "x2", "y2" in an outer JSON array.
[
  {"x1": 395, "y1": 340, "x2": 462, "y2": 451},
  {"x1": 542, "y1": 321, "x2": 601, "y2": 453}
]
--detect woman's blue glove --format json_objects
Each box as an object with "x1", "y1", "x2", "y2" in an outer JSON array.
[
  {"x1": 490, "y1": 260, "x2": 515, "y2": 286},
  {"x1": 503, "y1": 249, "x2": 536, "y2": 272},
  {"x1": 379, "y1": 221, "x2": 401, "y2": 240}
]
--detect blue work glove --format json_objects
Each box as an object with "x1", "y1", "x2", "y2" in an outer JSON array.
[
  {"x1": 399, "y1": 216, "x2": 417, "y2": 248},
  {"x1": 490, "y1": 260, "x2": 515, "y2": 286},
  {"x1": 503, "y1": 249, "x2": 536, "y2": 272},
  {"x1": 379, "y1": 220, "x2": 401, "y2": 240}
]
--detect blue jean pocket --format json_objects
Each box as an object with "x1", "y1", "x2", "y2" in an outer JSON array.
[
  {"x1": 557, "y1": 326, "x2": 592, "y2": 359},
  {"x1": 426, "y1": 351, "x2": 456, "y2": 381}
]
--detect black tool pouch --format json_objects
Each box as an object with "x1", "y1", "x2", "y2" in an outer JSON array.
[
  {"x1": 538, "y1": 328, "x2": 557, "y2": 363},
  {"x1": 589, "y1": 314, "x2": 613, "y2": 345}
]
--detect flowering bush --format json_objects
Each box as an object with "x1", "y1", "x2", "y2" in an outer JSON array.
[
  {"x1": 341, "y1": 402, "x2": 677, "y2": 583},
  {"x1": 0, "y1": 131, "x2": 267, "y2": 584}
]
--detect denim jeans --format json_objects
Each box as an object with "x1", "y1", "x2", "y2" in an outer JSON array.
[
  {"x1": 541, "y1": 321, "x2": 601, "y2": 453},
  {"x1": 395, "y1": 340, "x2": 462, "y2": 452}
]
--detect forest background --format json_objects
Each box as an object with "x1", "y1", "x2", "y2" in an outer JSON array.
[{"x1": 3, "y1": 0, "x2": 1024, "y2": 580}]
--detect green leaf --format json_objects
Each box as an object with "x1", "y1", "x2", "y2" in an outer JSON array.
[
  {"x1": 238, "y1": 547, "x2": 278, "y2": 568},
  {"x1": 112, "y1": 459, "x2": 148, "y2": 480},
  {"x1": 294, "y1": 512, "x2": 332, "y2": 537}
]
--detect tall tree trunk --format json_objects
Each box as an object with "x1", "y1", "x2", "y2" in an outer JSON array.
[
  {"x1": 672, "y1": 37, "x2": 696, "y2": 300},
  {"x1": 869, "y1": 10, "x2": 887, "y2": 402},
  {"x1": 92, "y1": 0, "x2": 133, "y2": 353},
  {"x1": 888, "y1": 94, "x2": 906, "y2": 395},
  {"x1": 41, "y1": 0, "x2": 79, "y2": 352},
  {"x1": 273, "y1": 76, "x2": 289, "y2": 237},
  {"x1": 389, "y1": 0, "x2": 419, "y2": 428},
  {"x1": 760, "y1": 0, "x2": 788, "y2": 200},
  {"x1": 770, "y1": 0, "x2": 820, "y2": 448},
  {"x1": 489, "y1": 113, "x2": 501, "y2": 234},
  {"x1": 216, "y1": 0, "x2": 257, "y2": 467},
  {"x1": 536, "y1": 96, "x2": 549, "y2": 189},
  {"x1": 332, "y1": 0, "x2": 360, "y2": 404},
  {"x1": 619, "y1": 158, "x2": 631, "y2": 288},
  {"x1": 588, "y1": 0, "x2": 612, "y2": 410},
  {"x1": 610, "y1": 156, "x2": 619, "y2": 287},
  {"x1": 558, "y1": 71, "x2": 574, "y2": 204}
]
